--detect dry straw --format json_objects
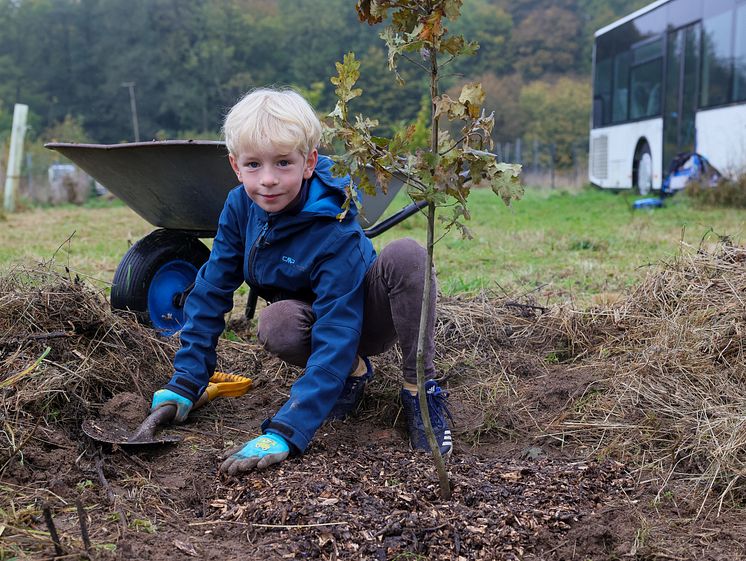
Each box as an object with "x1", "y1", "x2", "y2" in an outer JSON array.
[
  {"x1": 433, "y1": 294, "x2": 553, "y2": 440},
  {"x1": 550, "y1": 242, "x2": 746, "y2": 514},
  {"x1": 0, "y1": 265, "x2": 177, "y2": 469}
]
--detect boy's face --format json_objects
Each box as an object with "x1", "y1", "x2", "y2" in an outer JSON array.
[{"x1": 229, "y1": 146, "x2": 318, "y2": 213}]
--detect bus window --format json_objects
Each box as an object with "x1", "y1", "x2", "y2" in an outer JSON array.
[
  {"x1": 701, "y1": 9, "x2": 734, "y2": 107},
  {"x1": 633, "y1": 38, "x2": 663, "y2": 64},
  {"x1": 666, "y1": 0, "x2": 702, "y2": 29},
  {"x1": 629, "y1": 38, "x2": 663, "y2": 120},
  {"x1": 630, "y1": 59, "x2": 662, "y2": 118},
  {"x1": 612, "y1": 52, "x2": 630, "y2": 122},
  {"x1": 594, "y1": 57, "x2": 612, "y2": 127},
  {"x1": 735, "y1": 3, "x2": 746, "y2": 101}
]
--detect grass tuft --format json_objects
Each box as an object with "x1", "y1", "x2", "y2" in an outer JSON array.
[{"x1": 686, "y1": 174, "x2": 746, "y2": 209}]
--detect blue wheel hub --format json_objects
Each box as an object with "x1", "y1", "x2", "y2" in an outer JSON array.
[{"x1": 147, "y1": 259, "x2": 199, "y2": 336}]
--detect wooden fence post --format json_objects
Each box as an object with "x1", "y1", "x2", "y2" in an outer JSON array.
[{"x1": 3, "y1": 103, "x2": 29, "y2": 213}]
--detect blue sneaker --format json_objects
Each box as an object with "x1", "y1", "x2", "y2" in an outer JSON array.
[
  {"x1": 327, "y1": 357, "x2": 374, "y2": 420},
  {"x1": 400, "y1": 380, "x2": 453, "y2": 456}
]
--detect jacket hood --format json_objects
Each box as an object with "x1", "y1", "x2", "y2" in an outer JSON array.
[{"x1": 302, "y1": 155, "x2": 358, "y2": 219}]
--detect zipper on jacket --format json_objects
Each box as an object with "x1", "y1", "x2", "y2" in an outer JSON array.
[{"x1": 247, "y1": 221, "x2": 270, "y2": 287}]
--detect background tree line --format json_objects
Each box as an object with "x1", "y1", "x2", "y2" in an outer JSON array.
[{"x1": 0, "y1": 0, "x2": 647, "y2": 170}]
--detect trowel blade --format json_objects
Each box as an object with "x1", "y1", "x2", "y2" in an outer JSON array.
[{"x1": 81, "y1": 418, "x2": 182, "y2": 446}]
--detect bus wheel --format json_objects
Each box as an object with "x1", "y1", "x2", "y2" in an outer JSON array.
[{"x1": 633, "y1": 144, "x2": 653, "y2": 196}]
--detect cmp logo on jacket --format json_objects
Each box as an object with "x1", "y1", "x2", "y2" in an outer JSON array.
[{"x1": 281, "y1": 255, "x2": 307, "y2": 272}]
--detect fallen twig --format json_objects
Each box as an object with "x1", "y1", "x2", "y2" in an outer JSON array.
[
  {"x1": 42, "y1": 503, "x2": 64, "y2": 557},
  {"x1": 0, "y1": 331, "x2": 74, "y2": 347},
  {"x1": 94, "y1": 453, "x2": 127, "y2": 535},
  {"x1": 76, "y1": 499, "x2": 91, "y2": 554},
  {"x1": 251, "y1": 521, "x2": 348, "y2": 529}
]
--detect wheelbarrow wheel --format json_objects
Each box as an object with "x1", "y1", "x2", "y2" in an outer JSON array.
[{"x1": 111, "y1": 229, "x2": 210, "y2": 335}]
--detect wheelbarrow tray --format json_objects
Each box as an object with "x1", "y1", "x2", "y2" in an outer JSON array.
[{"x1": 45, "y1": 140, "x2": 402, "y2": 233}]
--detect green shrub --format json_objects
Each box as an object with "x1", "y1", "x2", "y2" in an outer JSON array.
[{"x1": 686, "y1": 174, "x2": 746, "y2": 208}]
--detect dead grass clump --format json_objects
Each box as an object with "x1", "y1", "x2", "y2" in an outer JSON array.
[
  {"x1": 422, "y1": 294, "x2": 561, "y2": 442},
  {"x1": 0, "y1": 265, "x2": 177, "y2": 471},
  {"x1": 555, "y1": 242, "x2": 746, "y2": 511},
  {"x1": 424, "y1": 291, "x2": 630, "y2": 444},
  {"x1": 686, "y1": 174, "x2": 746, "y2": 209},
  {"x1": 362, "y1": 292, "x2": 559, "y2": 441}
]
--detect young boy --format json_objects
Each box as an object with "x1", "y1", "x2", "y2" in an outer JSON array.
[{"x1": 150, "y1": 88, "x2": 452, "y2": 475}]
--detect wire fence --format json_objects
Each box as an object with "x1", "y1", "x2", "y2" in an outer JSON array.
[{"x1": 495, "y1": 138, "x2": 590, "y2": 190}]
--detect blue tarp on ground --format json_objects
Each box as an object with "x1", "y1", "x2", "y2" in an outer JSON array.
[{"x1": 633, "y1": 152, "x2": 721, "y2": 209}]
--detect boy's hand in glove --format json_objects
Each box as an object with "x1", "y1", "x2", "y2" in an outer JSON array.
[
  {"x1": 220, "y1": 433, "x2": 289, "y2": 475},
  {"x1": 150, "y1": 389, "x2": 193, "y2": 423}
]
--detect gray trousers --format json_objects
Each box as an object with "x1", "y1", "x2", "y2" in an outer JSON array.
[{"x1": 257, "y1": 238, "x2": 436, "y2": 384}]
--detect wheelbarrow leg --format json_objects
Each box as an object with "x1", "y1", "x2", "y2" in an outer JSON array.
[{"x1": 245, "y1": 287, "x2": 259, "y2": 320}]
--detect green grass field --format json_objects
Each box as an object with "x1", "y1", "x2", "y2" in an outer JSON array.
[
  {"x1": 374, "y1": 187, "x2": 744, "y2": 302},
  {"x1": 0, "y1": 187, "x2": 743, "y2": 306}
]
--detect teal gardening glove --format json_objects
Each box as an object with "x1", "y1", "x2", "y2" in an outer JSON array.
[
  {"x1": 220, "y1": 433, "x2": 290, "y2": 475},
  {"x1": 151, "y1": 389, "x2": 193, "y2": 423}
]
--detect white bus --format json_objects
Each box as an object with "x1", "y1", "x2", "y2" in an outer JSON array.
[{"x1": 589, "y1": 0, "x2": 746, "y2": 194}]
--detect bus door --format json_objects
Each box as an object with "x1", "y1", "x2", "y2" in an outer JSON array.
[{"x1": 663, "y1": 23, "x2": 700, "y2": 173}]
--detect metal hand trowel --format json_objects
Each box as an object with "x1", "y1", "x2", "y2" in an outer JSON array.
[{"x1": 82, "y1": 372, "x2": 252, "y2": 446}]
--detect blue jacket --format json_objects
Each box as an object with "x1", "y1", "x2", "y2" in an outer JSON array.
[{"x1": 164, "y1": 156, "x2": 377, "y2": 453}]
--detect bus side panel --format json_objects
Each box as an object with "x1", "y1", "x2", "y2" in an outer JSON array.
[
  {"x1": 589, "y1": 118, "x2": 663, "y2": 189},
  {"x1": 696, "y1": 105, "x2": 746, "y2": 177}
]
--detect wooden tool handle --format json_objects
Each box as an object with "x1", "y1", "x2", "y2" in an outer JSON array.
[{"x1": 127, "y1": 405, "x2": 176, "y2": 443}]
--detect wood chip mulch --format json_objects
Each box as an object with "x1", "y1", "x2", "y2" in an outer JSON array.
[{"x1": 209, "y1": 445, "x2": 632, "y2": 560}]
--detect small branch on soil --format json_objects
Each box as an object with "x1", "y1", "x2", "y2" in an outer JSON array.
[
  {"x1": 504, "y1": 301, "x2": 549, "y2": 315},
  {"x1": 94, "y1": 453, "x2": 128, "y2": 535},
  {"x1": 251, "y1": 521, "x2": 348, "y2": 529},
  {"x1": 0, "y1": 330, "x2": 74, "y2": 346},
  {"x1": 187, "y1": 520, "x2": 251, "y2": 527},
  {"x1": 42, "y1": 503, "x2": 65, "y2": 556},
  {"x1": 94, "y1": 455, "x2": 115, "y2": 504},
  {"x1": 76, "y1": 499, "x2": 91, "y2": 554},
  {"x1": 543, "y1": 539, "x2": 570, "y2": 556},
  {"x1": 188, "y1": 520, "x2": 349, "y2": 530}
]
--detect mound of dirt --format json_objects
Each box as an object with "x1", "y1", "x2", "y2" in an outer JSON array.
[
  {"x1": 99, "y1": 392, "x2": 150, "y2": 424},
  {"x1": 0, "y1": 266, "x2": 176, "y2": 421}
]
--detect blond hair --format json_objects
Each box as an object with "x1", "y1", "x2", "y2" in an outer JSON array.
[{"x1": 223, "y1": 88, "x2": 322, "y2": 157}]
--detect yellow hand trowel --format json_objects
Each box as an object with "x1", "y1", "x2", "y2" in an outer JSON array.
[{"x1": 81, "y1": 372, "x2": 252, "y2": 446}]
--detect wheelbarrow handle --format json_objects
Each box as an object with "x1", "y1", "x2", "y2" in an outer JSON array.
[{"x1": 363, "y1": 200, "x2": 428, "y2": 239}]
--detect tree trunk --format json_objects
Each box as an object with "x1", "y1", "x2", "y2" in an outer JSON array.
[{"x1": 414, "y1": 45, "x2": 451, "y2": 500}]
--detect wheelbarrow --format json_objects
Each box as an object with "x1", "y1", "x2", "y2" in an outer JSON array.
[{"x1": 45, "y1": 140, "x2": 424, "y2": 335}]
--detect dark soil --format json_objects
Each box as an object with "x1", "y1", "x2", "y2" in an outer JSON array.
[
  {"x1": 2, "y1": 275, "x2": 746, "y2": 560},
  {"x1": 99, "y1": 392, "x2": 149, "y2": 424}
]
